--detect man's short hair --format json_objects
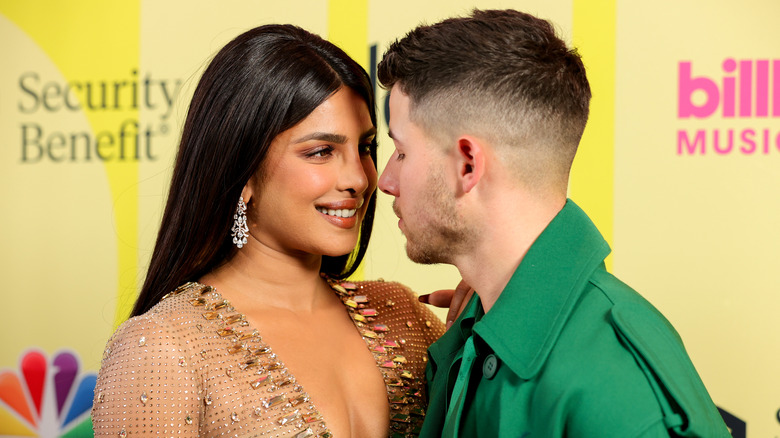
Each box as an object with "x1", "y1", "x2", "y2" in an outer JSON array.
[{"x1": 378, "y1": 9, "x2": 591, "y2": 191}]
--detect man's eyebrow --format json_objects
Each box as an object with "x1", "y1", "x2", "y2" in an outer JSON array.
[{"x1": 293, "y1": 132, "x2": 348, "y2": 144}]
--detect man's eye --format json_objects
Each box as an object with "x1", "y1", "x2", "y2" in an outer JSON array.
[{"x1": 359, "y1": 142, "x2": 375, "y2": 156}]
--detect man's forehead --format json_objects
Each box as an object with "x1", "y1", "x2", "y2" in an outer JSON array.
[{"x1": 387, "y1": 87, "x2": 412, "y2": 137}]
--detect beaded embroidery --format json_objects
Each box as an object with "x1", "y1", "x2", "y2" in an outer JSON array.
[
  {"x1": 326, "y1": 279, "x2": 427, "y2": 437},
  {"x1": 171, "y1": 281, "x2": 427, "y2": 436},
  {"x1": 93, "y1": 279, "x2": 442, "y2": 437}
]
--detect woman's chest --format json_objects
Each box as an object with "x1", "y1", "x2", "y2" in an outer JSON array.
[{"x1": 171, "y1": 281, "x2": 430, "y2": 437}]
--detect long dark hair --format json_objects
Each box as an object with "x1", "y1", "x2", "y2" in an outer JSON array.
[{"x1": 132, "y1": 24, "x2": 377, "y2": 317}]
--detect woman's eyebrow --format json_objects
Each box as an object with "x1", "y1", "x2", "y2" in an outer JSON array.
[{"x1": 293, "y1": 132, "x2": 348, "y2": 144}]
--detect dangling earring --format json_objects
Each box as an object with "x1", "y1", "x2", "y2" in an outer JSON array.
[{"x1": 231, "y1": 196, "x2": 249, "y2": 249}]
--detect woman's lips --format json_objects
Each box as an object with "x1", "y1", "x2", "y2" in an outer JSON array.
[{"x1": 315, "y1": 198, "x2": 364, "y2": 228}]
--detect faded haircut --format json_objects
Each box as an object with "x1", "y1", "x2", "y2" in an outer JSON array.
[{"x1": 378, "y1": 9, "x2": 591, "y2": 191}]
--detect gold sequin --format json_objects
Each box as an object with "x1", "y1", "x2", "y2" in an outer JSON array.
[
  {"x1": 302, "y1": 412, "x2": 322, "y2": 423},
  {"x1": 251, "y1": 375, "x2": 271, "y2": 389},
  {"x1": 277, "y1": 410, "x2": 299, "y2": 425},
  {"x1": 262, "y1": 395, "x2": 287, "y2": 409},
  {"x1": 202, "y1": 311, "x2": 220, "y2": 320},
  {"x1": 290, "y1": 393, "x2": 309, "y2": 406},
  {"x1": 294, "y1": 428, "x2": 314, "y2": 438},
  {"x1": 228, "y1": 342, "x2": 246, "y2": 355},
  {"x1": 224, "y1": 313, "x2": 245, "y2": 325}
]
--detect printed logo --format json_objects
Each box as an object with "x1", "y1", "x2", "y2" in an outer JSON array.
[
  {"x1": 677, "y1": 58, "x2": 780, "y2": 155},
  {"x1": 0, "y1": 350, "x2": 96, "y2": 437},
  {"x1": 15, "y1": 69, "x2": 181, "y2": 164}
]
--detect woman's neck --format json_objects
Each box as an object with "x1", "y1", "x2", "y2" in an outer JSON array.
[{"x1": 199, "y1": 243, "x2": 333, "y2": 314}]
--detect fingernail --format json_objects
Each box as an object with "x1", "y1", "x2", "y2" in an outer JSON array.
[
  {"x1": 446, "y1": 320, "x2": 453, "y2": 330},
  {"x1": 418, "y1": 294, "x2": 429, "y2": 304}
]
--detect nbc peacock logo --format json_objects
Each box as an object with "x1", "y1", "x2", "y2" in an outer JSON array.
[{"x1": 0, "y1": 350, "x2": 96, "y2": 437}]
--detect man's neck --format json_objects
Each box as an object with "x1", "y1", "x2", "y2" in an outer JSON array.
[{"x1": 454, "y1": 195, "x2": 565, "y2": 313}]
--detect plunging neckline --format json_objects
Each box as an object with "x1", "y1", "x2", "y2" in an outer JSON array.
[{"x1": 166, "y1": 280, "x2": 421, "y2": 437}]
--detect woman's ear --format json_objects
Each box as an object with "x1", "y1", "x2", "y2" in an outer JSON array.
[
  {"x1": 455, "y1": 136, "x2": 485, "y2": 193},
  {"x1": 240, "y1": 177, "x2": 255, "y2": 205}
]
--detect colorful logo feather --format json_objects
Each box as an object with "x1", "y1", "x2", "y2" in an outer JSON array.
[{"x1": 0, "y1": 350, "x2": 95, "y2": 437}]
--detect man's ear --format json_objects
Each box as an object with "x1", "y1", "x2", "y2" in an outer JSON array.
[{"x1": 455, "y1": 136, "x2": 485, "y2": 193}]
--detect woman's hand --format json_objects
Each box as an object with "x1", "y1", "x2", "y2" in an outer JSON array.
[{"x1": 419, "y1": 279, "x2": 474, "y2": 329}]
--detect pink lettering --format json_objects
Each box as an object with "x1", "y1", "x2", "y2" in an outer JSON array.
[
  {"x1": 776, "y1": 131, "x2": 780, "y2": 152},
  {"x1": 678, "y1": 59, "x2": 780, "y2": 119},
  {"x1": 677, "y1": 129, "x2": 780, "y2": 155},
  {"x1": 722, "y1": 59, "x2": 736, "y2": 118},
  {"x1": 678, "y1": 62, "x2": 719, "y2": 118},
  {"x1": 740, "y1": 129, "x2": 755, "y2": 154},
  {"x1": 678, "y1": 130, "x2": 706, "y2": 155},
  {"x1": 764, "y1": 129, "x2": 771, "y2": 154},
  {"x1": 713, "y1": 129, "x2": 734, "y2": 154},
  {"x1": 739, "y1": 60, "x2": 752, "y2": 117},
  {"x1": 756, "y1": 60, "x2": 769, "y2": 117},
  {"x1": 774, "y1": 60, "x2": 780, "y2": 117}
]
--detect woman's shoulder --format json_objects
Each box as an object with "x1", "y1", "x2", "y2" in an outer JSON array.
[
  {"x1": 101, "y1": 283, "x2": 211, "y2": 363},
  {"x1": 353, "y1": 279, "x2": 416, "y2": 302},
  {"x1": 349, "y1": 279, "x2": 446, "y2": 337},
  {"x1": 94, "y1": 284, "x2": 206, "y2": 436}
]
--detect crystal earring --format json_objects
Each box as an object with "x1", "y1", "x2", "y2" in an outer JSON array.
[{"x1": 231, "y1": 196, "x2": 249, "y2": 249}]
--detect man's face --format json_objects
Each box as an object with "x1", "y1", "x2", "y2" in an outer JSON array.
[{"x1": 378, "y1": 87, "x2": 468, "y2": 264}]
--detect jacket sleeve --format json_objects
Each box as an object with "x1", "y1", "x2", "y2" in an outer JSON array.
[
  {"x1": 92, "y1": 313, "x2": 202, "y2": 437},
  {"x1": 610, "y1": 302, "x2": 731, "y2": 438}
]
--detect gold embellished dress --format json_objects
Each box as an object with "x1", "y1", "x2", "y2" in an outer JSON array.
[{"x1": 92, "y1": 280, "x2": 445, "y2": 437}]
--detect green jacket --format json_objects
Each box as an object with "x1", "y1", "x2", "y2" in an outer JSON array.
[{"x1": 419, "y1": 200, "x2": 729, "y2": 438}]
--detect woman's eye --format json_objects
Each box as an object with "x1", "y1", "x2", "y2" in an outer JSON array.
[{"x1": 307, "y1": 146, "x2": 333, "y2": 158}]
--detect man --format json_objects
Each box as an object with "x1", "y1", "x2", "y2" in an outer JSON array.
[{"x1": 377, "y1": 9, "x2": 730, "y2": 438}]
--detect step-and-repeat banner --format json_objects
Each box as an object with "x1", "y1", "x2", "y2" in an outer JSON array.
[{"x1": 1, "y1": 0, "x2": 777, "y2": 436}]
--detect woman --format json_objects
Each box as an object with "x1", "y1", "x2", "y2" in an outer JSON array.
[{"x1": 92, "y1": 24, "x2": 444, "y2": 437}]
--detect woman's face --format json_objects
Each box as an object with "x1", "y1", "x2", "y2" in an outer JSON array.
[{"x1": 244, "y1": 87, "x2": 377, "y2": 258}]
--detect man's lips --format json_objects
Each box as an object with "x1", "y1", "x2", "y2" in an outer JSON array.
[{"x1": 392, "y1": 201, "x2": 402, "y2": 220}]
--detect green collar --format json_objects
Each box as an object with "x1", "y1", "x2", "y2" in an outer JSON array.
[{"x1": 428, "y1": 200, "x2": 611, "y2": 379}]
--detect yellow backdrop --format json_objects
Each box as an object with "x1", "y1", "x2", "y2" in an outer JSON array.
[{"x1": 1, "y1": 0, "x2": 776, "y2": 436}]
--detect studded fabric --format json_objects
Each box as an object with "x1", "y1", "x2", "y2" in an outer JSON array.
[{"x1": 92, "y1": 280, "x2": 444, "y2": 437}]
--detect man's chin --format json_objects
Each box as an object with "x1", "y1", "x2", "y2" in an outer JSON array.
[{"x1": 405, "y1": 243, "x2": 446, "y2": 265}]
